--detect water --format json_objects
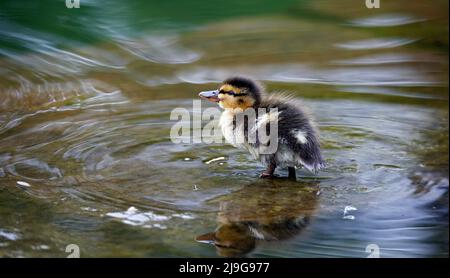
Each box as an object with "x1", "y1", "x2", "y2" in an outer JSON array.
[{"x1": 0, "y1": 0, "x2": 448, "y2": 258}]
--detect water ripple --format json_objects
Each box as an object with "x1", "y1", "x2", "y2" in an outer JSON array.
[
  {"x1": 331, "y1": 53, "x2": 442, "y2": 65},
  {"x1": 335, "y1": 38, "x2": 417, "y2": 50},
  {"x1": 0, "y1": 24, "x2": 127, "y2": 78},
  {"x1": 116, "y1": 35, "x2": 201, "y2": 64},
  {"x1": 174, "y1": 64, "x2": 439, "y2": 87},
  {"x1": 349, "y1": 14, "x2": 426, "y2": 27}
]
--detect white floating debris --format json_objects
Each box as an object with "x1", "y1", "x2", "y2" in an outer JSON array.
[
  {"x1": 16, "y1": 181, "x2": 31, "y2": 187},
  {"x1": 31, "y1": 245, "x2": 50, "y2": 250},
  {"x1": 0, "y1": 230, "x2": 20, "y2": 241},
  {"x1": 343, "y1": 205, "x2": 358, "y2": 220},
  {"x1": 183, "y1": 157, "x2": 191, "y2": 161},
  {"x1": 193, "y1": 184, "x2": 199, "y2": 191},
  {"x1": 172, "y1": 213, "x2": 195, "y2": 220},
  {"x1": 344, "y1": 205, "x2": 358, "y2": 214},
  {"x1": 151, "y1": 223, "x2": 167, "y2": 229},
  {"x1": 143, "y1": 223, "x2": 167, "y2": 229},
  {"x1": 81, "y1": 207, "x2": 98, "y2": 212},
  {"x1": 205, "y1": 156, "x2": 226, "y2": 165},
  {"x1": 106, "y1": 207, "x2": 172, "y2": 228}
]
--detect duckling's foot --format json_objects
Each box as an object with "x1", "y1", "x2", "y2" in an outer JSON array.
[
  {"x1": 288, "y1": 167, "x2": 297, "y2": 181},
  {"x1": 259, "y1": 164, "x2": 277, "y2": 179},
  {"x1": 259, "y1": 172, "x2": 276, "y2": 179}
]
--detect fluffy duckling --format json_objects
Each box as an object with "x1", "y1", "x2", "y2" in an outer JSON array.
[{"x1": 199, "y1": 76, "x2": 324, "y2": 179}]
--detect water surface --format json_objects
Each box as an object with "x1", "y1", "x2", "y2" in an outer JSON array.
[{"x1": 0, "y1": 0, "x2": 448, "y2": 257}]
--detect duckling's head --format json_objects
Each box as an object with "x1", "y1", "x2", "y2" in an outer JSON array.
[{"x1": 199, "y1": 76, "x2": 262, "y2": 109}]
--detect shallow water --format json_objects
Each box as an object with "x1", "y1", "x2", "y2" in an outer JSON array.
[{"x1": 0, "y1": 0, "x2": 448, "y2": 257}]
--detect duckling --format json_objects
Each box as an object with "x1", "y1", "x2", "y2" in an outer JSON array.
[{"x1": 199, "y1": 76, "x2": 324, "y2": 179}]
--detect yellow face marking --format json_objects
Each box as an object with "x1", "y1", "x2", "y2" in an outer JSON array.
[
  {"x1": 217, "y1": 83, "x2": 254, "y2": 110},
  {"x1": 219, "y1": 84, "x2": 241, "y2": 93},
  {"x1": 217, "y1": 93, "x2": 233, "y2": 109},
  {"x1": 218, "y1": 93, "x2": 255, "y2": 110}
]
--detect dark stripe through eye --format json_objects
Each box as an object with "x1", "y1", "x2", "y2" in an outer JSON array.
[{"x1": 219, "y1": 90, "x2": 248, "y2": 96}]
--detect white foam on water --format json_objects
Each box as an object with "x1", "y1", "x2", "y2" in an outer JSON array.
[
  {"x1": 0, "y1": 230, "x2": 21, "y2": 241},
  {"x1": 172, "y1": 213, "x2": 195, "y2": 220},
  {"x1": 106, "y1": 206, "x2": 194, "y2": 229}
]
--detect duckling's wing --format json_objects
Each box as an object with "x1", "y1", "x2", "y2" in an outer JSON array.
[
  {"x1": 259, "y1": 94, "x2": 325, "y2": 173},
  {"x1": 288, "y1": 131, "x2": 325, "y2": 173},
  {"x1": 276, "y1": 105, "x2": 325, "y2": 173}
]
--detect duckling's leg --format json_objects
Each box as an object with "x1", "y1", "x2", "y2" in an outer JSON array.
[
  {"x1": 260, "y1": 163, "x2": 276, "y2": 178},
  {"x1": 288, "y1": 167, "x2": 296, "y2": 180}
]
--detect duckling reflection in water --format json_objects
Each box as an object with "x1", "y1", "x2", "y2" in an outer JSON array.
[
  {"x1": 196, "y1": 179, "x2": 318, "y2": 257},
  {"x1": 199, "y1": 77, "x2": 324, "y2": 179}
]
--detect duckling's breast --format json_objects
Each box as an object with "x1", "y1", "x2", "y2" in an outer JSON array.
[
  {"x1": 219, "y1": 109, "x2": 296, "y2": 166},
  {"x1": 219, "y1": 109, "x2": 257, "y2": 149}
]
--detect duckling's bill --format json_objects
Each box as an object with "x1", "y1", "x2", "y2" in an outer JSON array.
[{"x1": 198, "y1": 90, "x2": 220, "y2": 103}]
